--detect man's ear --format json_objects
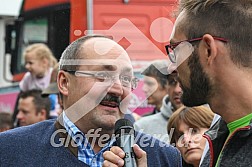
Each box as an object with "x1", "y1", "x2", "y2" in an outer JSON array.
[
  {"x1": 202, "y1": 34, "x2": 218, "y2": 66},
  {"x1": 57, "y1": 71, "x2": 69, "y2": 96}
]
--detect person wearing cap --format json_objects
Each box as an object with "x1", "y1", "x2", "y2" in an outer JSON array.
[
  {"x1": 134, "y1": 68, "x2": 183, "y2": 143},
  {"x1": 141, "y1": 60, "x2": 170, "y2": 116},
  {"x1": 0, "y1": 35, "x2": 182, "y2": 166}
]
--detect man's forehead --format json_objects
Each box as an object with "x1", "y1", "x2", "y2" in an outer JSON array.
[
  {"x1": 77, "y1": 42, "x2": 131, "y2": 71},
  {"x1": 81, "y1": 37, "x2": 129, "y2": 58},
  {"x1": 60, "y1": 58, "x2": 133, "y2": 73},
  {"x1": 144, "y1": 76, "x2": 158, "y2": 83},
  {"x1": 76, "y1": 38, "x2": 132, "y2": 69},
  {"x1": 60, "y1": 58, "x2": 132, "y2": 66},
  {"x1": 82, "y1": 63, "x2": 133, "y2": 72},
  {"x1": 169, "y1": 10, "x2": 187, "y2": 42},
  {"x1": 20, "y1": 96, "x2": 34, "y2": 104}
]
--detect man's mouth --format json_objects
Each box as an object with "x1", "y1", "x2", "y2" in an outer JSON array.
[
  {"x1": 19, "y1": 122, "x2": 25, "y2": 126},
  {"x1": 174, "y1": 95, "x2": 181, "y2": 101},
  {"x1": 99, "y1": 94, "x2": 121, "y2": 108},
  {"x1": 100, "y1": 100, "x2": 119, "y2": 108}
]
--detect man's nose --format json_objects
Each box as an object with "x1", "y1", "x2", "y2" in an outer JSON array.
[
  {"x1": 109, "y1": 77, "x2": 124, "y2": 96},
  {"x1": 174, "y1": 82, "x2": 183, "y2": 94},
  {"x1": 16, "y1": 111, "x2": 24, "y2": 120}
]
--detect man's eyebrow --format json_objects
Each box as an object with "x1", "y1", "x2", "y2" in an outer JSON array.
[
  {"x1": 103, "y1": 65, "x2": 117, "y2": 71},
  {"x1": 93, "y1": 64, "x2": 132, "y2": 73},
  {"x1": 122, "y1": 67, "x2": 132, "y2": 73}
]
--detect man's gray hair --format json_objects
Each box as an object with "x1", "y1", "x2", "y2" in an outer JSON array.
[{"x1": 59, "y1": 35, "x2": 111, "y2": 71}]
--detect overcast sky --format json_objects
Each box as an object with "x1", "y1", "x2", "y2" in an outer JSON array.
[{"x1": 0, "y1": 0, "x2": 22, "y2": 16}]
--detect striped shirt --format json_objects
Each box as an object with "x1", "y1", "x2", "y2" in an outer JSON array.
[{"x1": 63, "y1": 112, "x2": 115, "y2": 166}]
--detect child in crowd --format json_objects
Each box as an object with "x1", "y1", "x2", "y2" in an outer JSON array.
[{"x1": 19, "y1": 43, "x2": 57, "y2": 91}]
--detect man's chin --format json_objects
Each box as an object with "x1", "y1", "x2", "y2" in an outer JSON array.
[
  {"x1": 181, "y1": 90, "x2": 207, "y2": 107},
  {"x1": 100, "y1": 115, "x2": 121, "y2": 128},
  {"x1": 19, "y1": 122, "x2": 26, "y2": 126},
  {"x1": 182, "y1": 95, "x2": 207, "y2": 107}
]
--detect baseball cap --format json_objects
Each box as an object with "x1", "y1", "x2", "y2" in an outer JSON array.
[{"x1": 141, "y1": 59, "x2": 169, "y2": 76}]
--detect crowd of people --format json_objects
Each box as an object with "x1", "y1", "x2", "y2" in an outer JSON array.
[{"x1": 1, "y1": 0, "x2": 252, "y2": 166}]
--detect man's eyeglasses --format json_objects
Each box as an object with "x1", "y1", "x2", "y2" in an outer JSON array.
[
  {"x1": 165, "y1": 36, "x2": 228, "y2": 63},
  {"x1": 64, "y1": 70, "x2": 139, "y2": 89}
]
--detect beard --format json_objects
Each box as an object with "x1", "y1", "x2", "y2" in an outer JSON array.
[{"x1": 181, "y1": 50, "x2": 212, "y2": 107}]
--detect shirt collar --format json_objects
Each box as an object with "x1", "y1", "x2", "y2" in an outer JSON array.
[{"x1": 62, "y1": 111, "x2": 116, "y2": 166}]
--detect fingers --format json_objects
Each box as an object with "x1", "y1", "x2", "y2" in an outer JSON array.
[
  {"x1": 103, "y1": 146, "x2": 125, "y2": 167},
  {"x1": 103, "y1": 160, "x2": 120, "y2": 167},
  {"x1": 133, "y1": 144, "x2": 148, "y2": 167},
  {"x1": 110, "y1": 146, "x2": 125, "y2": 159},
  {"x1": 103, "y1": 145, "x2": 147, "y2": 167}
]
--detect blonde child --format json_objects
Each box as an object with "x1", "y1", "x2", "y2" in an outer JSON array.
[{"x1": 19, "y1": 43, "x2": 57, "y2": 91}]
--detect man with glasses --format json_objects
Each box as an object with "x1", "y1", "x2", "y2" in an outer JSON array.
[
  {"x1": 165, "y1": 1, "x2": 252, "y2": 166},
  {"x1": 0, "y1": 35, "x2": 182, "y2": 166},
  {"x1": 103, "y1": 0, "x2": 252, "y2": 167}
]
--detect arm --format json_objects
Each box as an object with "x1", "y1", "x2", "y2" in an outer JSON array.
[{"x1": 19, "y1": 72, "x2": 30, "y2": 91}]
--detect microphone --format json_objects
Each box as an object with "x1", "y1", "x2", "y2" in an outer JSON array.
[{"x1": 114, "y1": 118, "x2": 137, "y2": 167}]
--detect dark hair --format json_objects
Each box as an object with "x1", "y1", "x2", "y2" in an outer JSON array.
[
  {"x1": 141, "y1": 63, "x2": 168, "y2": 88},
  {"x1": 0, "y1": 112, "x2": 13, "y2": 129},
  {"x1": 19, "y1": 89, "x2": 51, "y2": 119},
  {"x1": 178, "y1": 0, "x2": 252, "y2": 67}
]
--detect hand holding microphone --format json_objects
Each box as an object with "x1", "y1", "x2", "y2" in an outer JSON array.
[
  {"x1": 102, "y1": 119, "x2": 147, "y2": 167},
  {"x1": 114, "y1": 118, "x2": 137, "y2": 167}
]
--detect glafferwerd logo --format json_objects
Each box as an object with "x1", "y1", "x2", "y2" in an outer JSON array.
[{"x1": 58, "y1": 18, "x2": 191, "y2": 125}]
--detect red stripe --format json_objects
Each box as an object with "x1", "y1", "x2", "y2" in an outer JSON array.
[{"x1": 203, "y1": 134, "x2": 214, "y2": 167}]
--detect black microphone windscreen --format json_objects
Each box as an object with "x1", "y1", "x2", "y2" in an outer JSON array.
[
  {"x1": 114, "y1": 119, "x2": 134, "y2": 136},
  {"x1": 114, "y1": 118, "x2": 137, "y2": 167}
]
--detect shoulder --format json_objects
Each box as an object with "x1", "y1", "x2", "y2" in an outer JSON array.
[
  {"x1": 200, "y1": 149, "x2": 210, "y2": 167},
  {"x1": 134, "y1": 114, "x2": 161, "y2": 128},
  {"x1": 19, "y1": 72, "x2": 32, "y2": 90},
  {"x1": 0, "y1": 119, "x2": 57, "y2": 165},
  {"x1": 0, "y1": 119, "x2": 56, "y2": 148},
  {"x1": 45, "y1": 67, "x2": 53, "y2": 79},
  {"x1": 135, "y1": 131, "x2": 182, "y2": 167},
  {"x1": 21, "y1": 72, "x2": 32, "y2": 81}
]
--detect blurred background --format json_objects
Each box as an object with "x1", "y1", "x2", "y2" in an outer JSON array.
[{"x1": 0, "y1": 0, "x2": 177, "y2": 116}]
